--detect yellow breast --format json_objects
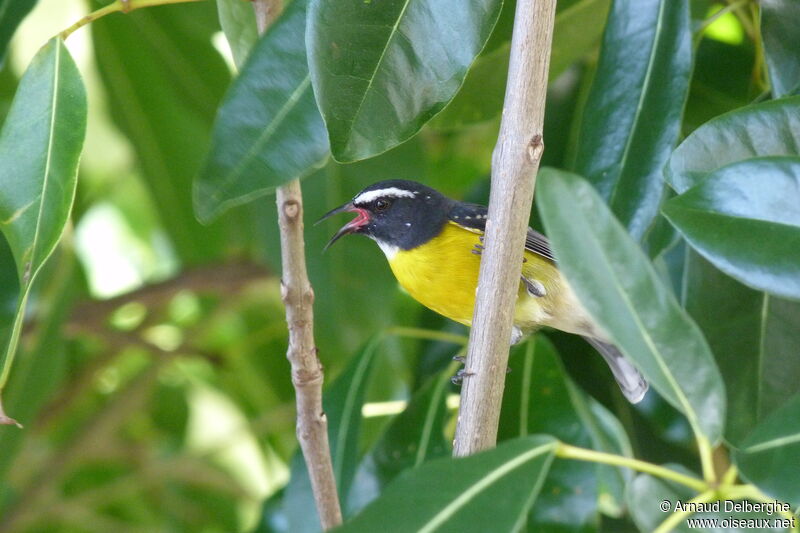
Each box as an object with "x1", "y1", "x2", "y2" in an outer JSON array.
[{"x1": 385, "y1": 222, "x2": 563, "y2": 329}]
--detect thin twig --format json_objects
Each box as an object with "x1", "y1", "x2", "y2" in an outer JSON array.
[
  {"x1": 58, "y1": 0, "x2": 204, "y2": 40},
  {"x1": 556, "y1": 443, "x2": 707, "y2": 492},
  {"x1": 452, "y1": 0, "x2": 556, "y2": 456},
  {"x1": 251, "y1": 1, "x2": 342, "y2": 528}
]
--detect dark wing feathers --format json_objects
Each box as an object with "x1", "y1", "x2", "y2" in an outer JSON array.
[
  {"x1": 447, "y1": 203, "x2": 555, "y2": 262},
  {"x1": 524, "y1": 229, "x2": 555, "y2": 262}
]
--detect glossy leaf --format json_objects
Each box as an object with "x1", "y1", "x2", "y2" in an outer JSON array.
[
  {"x1": 195, "y1": 0, "x2": 329, "y2": 223},
  {"x1": 566, "y1": 379, "x2": 633, "y2": 518},
  {"x1": 663, "y1": 157, "x2": 800, "y2": 300},
  {"x1": 306, "y1": 0, "x2": 502, "y2": 162},
  {"x1": 348, "y1": 367, "x2": 452, "y2": 514},
  {"x1": 574, "y1": 0, "x2": 691, "y2": 240},
  {"x1": 498, "y1": 336, "x2": 631, "y2": 530},
  {"x1": 91, "y1": 1, "x2": 232, "y2": 263},
  {"x1": 500, "y1": 338, "x2": 596, "y2": 531},
  {"x1": 428, "y1": 43, "x2": 509, "y2": 130},
  {"x1": 431, "y1": 0, "x2": 611, "y2": 130},
  {"x1": 336, "y1": 435, "x2": 557, "y2": 533},
  {"x1": 667, "y1": 96, "x2": 800, "y2": 193},
  {"x1": 684, "y1": 252, "x2": 800, "y2": 445},
  {"x1": 283, "y1": 337, "x2": 382, "y2": 532},
  {"x1": 760, "y1": 0, "x2": 800, "y2": 97},
  {"x1": 0, "y1": 38, "x2": 86, "y2": 395},
  {"x1": 216, "y1": 0, "x2": 258, "y2": 69},
  {"x1": 735, "y1": 393, "x2": 800, "y2": 506},
  {"x1": 0, "y1": 0, "x2": 37, "y2": 67},
  {"x1": 628, "y1": 468, "x2": 786, "y2": 533},
  {"x1": 538, "y1": 168, "x2": 726, "y2": 443},
  {"x1": 548, "y1": 0, "x2": 611, "y2": 81}
]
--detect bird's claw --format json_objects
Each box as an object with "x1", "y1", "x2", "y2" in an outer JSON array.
[
  {"x1": 450, "y1": 355, "x2": 511, "y2": 386},
  {"x1": 451, "y1": 368, "x2": 474, "y2": 386}
]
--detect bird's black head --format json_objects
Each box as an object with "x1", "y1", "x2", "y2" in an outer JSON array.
[{"x1": 317, "y1": 180, "x2": 453, "y2": 252}]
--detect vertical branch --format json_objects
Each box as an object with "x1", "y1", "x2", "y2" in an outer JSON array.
[
  {"x1": 252, "y1": 2, "x2": 343, "y2": 529},
  {"x1": 453, "y1": 0, "x2": 556, "y2": 456}
]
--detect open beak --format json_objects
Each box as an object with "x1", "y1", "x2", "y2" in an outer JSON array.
[{"x1": 316, "y1": 202, "x2": 370, "y2": 250}]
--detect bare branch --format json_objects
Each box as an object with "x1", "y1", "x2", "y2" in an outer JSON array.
[
  {"x1": 251, "y1": 1, "x2": 342, "y2": 528},
  {"x1": 453, "y1": 0, "x2": 557, "y2": 456}
]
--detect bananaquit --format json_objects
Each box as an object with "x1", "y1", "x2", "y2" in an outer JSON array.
[{"x1": 319, "y1": 179, "x2": 648, "y2": 404}]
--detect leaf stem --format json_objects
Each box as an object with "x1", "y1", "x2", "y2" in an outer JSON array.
[
  {"x1": 697, "y1": 435, "x2": 716, "y2": 483},
  {"x1": 653, "y1": 490, "x2": 717, "y2": 533},
  {"x1": 723, "y1": 485, "x2": 800, "y2": 530},
  {"x1": 385, "y1": 327, "x2": 468, "y2": 346},
  {"x1": 58, "y1": 0, "x2": 204, "y2": 40},
  {"x1": 555, "y1": 443, "x2": 707, "y2": 492},
  {"x1": 724, "y1": 0, "x2": 756, "y2": 41}
]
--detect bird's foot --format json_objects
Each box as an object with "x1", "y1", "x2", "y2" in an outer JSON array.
[
  {"x1": 450, "y1": 368, "x2": 474, "y2": 386},
  {"x1": 450, "y1": 354, "x2": 512, "y2": 386}
]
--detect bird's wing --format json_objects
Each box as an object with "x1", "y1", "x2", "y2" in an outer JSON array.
[{"x1": 447, "y1": 203, "x2": 555, "y2": 262}]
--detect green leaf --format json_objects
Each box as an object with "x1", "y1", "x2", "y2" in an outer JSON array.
[
  {"x1": 574, "y1": 0, "x2": 692, "y2": 240},
  {"x1": 735, "y1": 393, "x2": 800, "y2": 507},
  {"x1": 627, "y1": 468, "x2": 787, "y2": 533},
  {"x1": 498, "y1": 337, "x2": 631, "y2": 529},
  {"x1": 431, "y1": 0, "x2": 611, "y2": 130},
  {"x1": 761, "y1": 0, "x2": 800, "y2": 97},
  {"x1": 566, "y1": 378, "x2": 633, "y2": 518},
  {"x1": 195, "y1": 0, "x2": 329, "y2": 223},
  {"x1": 0, "y1": 38, "x2": 86, "y2": 396},
  {"x1": 428, "y1": 43, "x2": 509, "y2": 130},
  {"x1": 306, "y1": 0, "x2": 502, "y2": 162},
  {"x1": 91, "y1": 1, "x2": 233, "y2": 263},
  {"x1": 0, "y1": 0, "x2": 37, "y2": 67},
  {"x1": 537, "y1": 168, "x2": 726, "y2": 444},
  {"x1": 335, "y1": 435, "x2": 557, "y2": 533},
  {"x1": 548, "y1": 0, "x2": 611, "y2": 81},
  {"x1": 348, "y1": 367, "x2": 452, "y2": 513},
  {"x1": 216, "y1": 0, "x2": 258, "y2": 69},
  {"x1": 667, "y1": 96, "x2": 800, "y2": 194},
  {"x1": 684, "y1": 252, "x2": 800, "y2": 445},
  {"x1": 663, "y1": 157, "x2": 800, "y2": 300},
  {"x1": 283, "y1": 338, "x2": 382, "y2": 532}
]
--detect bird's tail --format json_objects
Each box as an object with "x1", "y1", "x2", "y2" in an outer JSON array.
[{"x1": 584, "y1": 337, "x2": 648, "y2": 404}]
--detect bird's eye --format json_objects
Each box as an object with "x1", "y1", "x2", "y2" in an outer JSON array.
[{"x1": 374, "y1": 199, "x2": 390, "y2": 212}]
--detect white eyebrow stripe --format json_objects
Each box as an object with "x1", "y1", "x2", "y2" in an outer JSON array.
[{"x1": 353, "y1": 187, "x2": 416, "y2": 205}]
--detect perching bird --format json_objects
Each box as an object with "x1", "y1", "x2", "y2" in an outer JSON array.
[{"x1": 318, "y1": 180, "x2": 648, "y2": 403}]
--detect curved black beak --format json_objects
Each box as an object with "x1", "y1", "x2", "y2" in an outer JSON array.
[{"x1": 316, "y1": 202, "x2": 369, "y2": 251}]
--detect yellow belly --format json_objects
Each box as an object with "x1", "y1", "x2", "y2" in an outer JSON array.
[{"x1": 386, "y1": 222, "x2": 568, "y2": 331}]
